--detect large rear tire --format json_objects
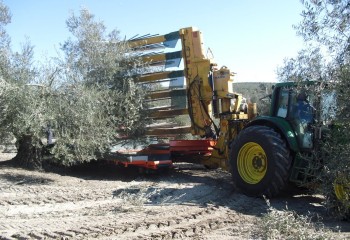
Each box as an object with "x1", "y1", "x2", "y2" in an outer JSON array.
[
  {"x1": 334, "y1": 175, "x2": 350, "y2": 216},
  {"x1": 230, "y1": 125, "x2": 292, "y2": 198}
]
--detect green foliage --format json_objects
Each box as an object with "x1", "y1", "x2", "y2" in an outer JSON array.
[
  {"x1": 320, "y1": 124, "x2": 350, "y2": 218},
  {"x1": 233, "y1": 82, "x2": 274, "y2": 115},
  {"x1": 0, "y1": 5, "x2": 149, "y2": 167},
  {"x1": 48, "y1": 8, "x2": 149, "y2": 165},
  {"x1": 48, "y1": 86, "x2": 114, "y2": 165},
  {"x1": 297, "y1": 0, "x2": 350, "y2": 61},
  {"x1": 0, "y1": 3, "x2": 43, "y2": 147},
  {"x1": 62, "y1": 8, "x2": 133, "y2": 86},
  {"x1": 0, "y1": 81, "x2": 50, "y2": 142},
  {"x1": 277, "y1": 47, "x2": 328, "y2": 83},
  {"x1": 277, "y1": 0, "x2": 350, "y2": 216}
]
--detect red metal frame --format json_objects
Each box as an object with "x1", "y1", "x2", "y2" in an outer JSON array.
[
  {"x1": 117, "y1": 160, "x2": 173, "y2": 170},
  {"x1": 112, "y1": 140, "x2": 216, "y2": 170},
  {"x1": 170, "y1": 140, "x2": 215, "y2": 154}
]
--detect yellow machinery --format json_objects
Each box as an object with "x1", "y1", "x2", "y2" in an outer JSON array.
[
  {"x1": 121, "y1": 27, "x2": 348, "y2": 210},
  {"x1": 127, "y1": 27, "x2": 256, "y2": 171}
]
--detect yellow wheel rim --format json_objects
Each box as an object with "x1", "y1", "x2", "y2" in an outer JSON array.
[
  {"x1": 237, "y1": 142, "x2": 267, "y2": 184},
  {"x1": 334, "y1": 177, "x2": 349, "y2": 206}
]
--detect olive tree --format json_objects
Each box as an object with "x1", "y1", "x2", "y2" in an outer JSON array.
[
  {"x1": 278, "y1": 0, "x2": 350, "y2": 217},
  {"x1": 0, "y1": 2, "x2": 45, "y2": 168},
  {"x1": 277, "y1": 47, "x2": 328, "y2": 82},
  {"x1": 0, "y1": 6, "x2": 149, "y2": 168},
  {"x1": 48, "y1": 8, "x2": 149, "y2": 166}
]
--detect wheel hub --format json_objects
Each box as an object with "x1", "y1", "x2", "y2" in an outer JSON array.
[{"x1": 253, "y1": 155, "x2": 264, "y2": 170}]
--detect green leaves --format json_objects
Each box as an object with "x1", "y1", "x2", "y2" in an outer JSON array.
[
  {"x1": 0, "y1": 5, "x2": 148, "y2": 167},
  {"x1": 293, "y1": 0, "x2": 350, "y2": 217},
  {"x1": 49, "y1": 8, "x2": 148, "y2": 165},
  {"x1": 297, "y1": 0, "x2": 350, "y2": 59}
]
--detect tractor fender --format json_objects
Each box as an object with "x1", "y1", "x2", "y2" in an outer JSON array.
[{"x1": 244, "y1": 116, "x2": 299, "y2": 153}]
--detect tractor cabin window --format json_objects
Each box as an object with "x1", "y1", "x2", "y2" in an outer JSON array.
[{"x1": 275, "y1": 86, "x2": 315, "y2": 149}]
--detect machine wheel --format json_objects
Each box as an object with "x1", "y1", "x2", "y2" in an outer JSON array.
[
  {"x1": 230, "y1": 125, "x2": 292, "y2": 198},
  {"x1": 334, "y1": 176, "x2": 350, "y2": 209}
]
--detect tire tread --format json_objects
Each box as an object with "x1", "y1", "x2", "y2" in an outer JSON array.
[{"x1": 230, "y1": 125, "x2": 292, "y2": 198}]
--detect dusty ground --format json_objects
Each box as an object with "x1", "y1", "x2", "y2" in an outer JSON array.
[{"x1": 0, "y1": 153, "x2": 349, "y2": 240}]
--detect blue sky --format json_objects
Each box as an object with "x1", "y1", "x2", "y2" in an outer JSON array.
[{"x1": 3, "y1": 0, "x2": 305, "y2": 82}]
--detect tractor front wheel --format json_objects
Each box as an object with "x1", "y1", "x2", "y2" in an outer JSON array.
[{"x1": 230, "y1": 125, "x2": 292, "y2": 198}]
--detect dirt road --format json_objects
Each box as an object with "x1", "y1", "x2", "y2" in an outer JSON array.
[{"x1": 0, "y1": 153, "x2": 349, "y2": 239}]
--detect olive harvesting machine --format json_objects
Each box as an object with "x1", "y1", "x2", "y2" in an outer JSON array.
[{"x1": 111, "y1": 27, "x2": 349, "y2": 205}]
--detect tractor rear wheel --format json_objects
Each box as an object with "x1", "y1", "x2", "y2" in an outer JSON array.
[
  {"x1": 230, "y1": 125, "x2": 292, "y2": 198},
  {"x1": 334, "y1": 175, "x2": 350, "y2": 211}
]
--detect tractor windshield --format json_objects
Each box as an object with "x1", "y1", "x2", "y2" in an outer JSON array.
[{"x1": 275, "y1": 86, "x2": 315, "y2": 149}]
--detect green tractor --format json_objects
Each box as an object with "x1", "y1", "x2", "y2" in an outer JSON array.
[
  {"x1": 229, "y1": 81, "x2": 349, "y2": 205},
  {"x1": 122, "y1": 27, "x2": 348, "y2": 211}
]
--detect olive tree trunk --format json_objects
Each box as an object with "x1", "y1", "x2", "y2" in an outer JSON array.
[{"x1": 12, "y1": 135, "x2": 44, "y2": 169}]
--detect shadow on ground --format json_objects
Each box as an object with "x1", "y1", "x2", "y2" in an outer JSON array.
[{"x1": 0, "y1": 172, "x2": 55, "y2": 185}]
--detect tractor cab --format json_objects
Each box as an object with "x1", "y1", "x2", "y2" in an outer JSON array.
[{"x1": 272, "y1": 83, "x2": 316, "y2": 150}]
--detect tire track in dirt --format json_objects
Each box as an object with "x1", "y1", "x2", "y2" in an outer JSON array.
[
  {"x1": 0, "y1": 167, "x2": 122, "y2": 205},
  {"x1": 0, "y1": 162, "x2": 260, "y2": 239},
  {"x1": 2, "y1": 205, "x2": 249, "y2": 239},
  {"x1": 0, "y1": 169, "x2": 253, "y2": 240},
  {"x1": 1, "y1": 161, "x2": 346, "y2": 239},
  {"x1": 0, "y1": 184, "x2": 115, "y2": 207}
]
